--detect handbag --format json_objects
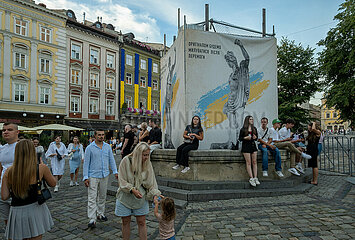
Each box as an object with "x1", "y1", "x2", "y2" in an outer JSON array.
[
  {"x1": 183, "y1": 126, "x2": 193, "y2": 144},
  {"x1": 37, "y1": 164, "x2": 52, "y2": 205},
  {"x1": 56, "y1": 149, "x2": 62, "y2": 161}
]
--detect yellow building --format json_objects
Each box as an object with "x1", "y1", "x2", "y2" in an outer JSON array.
[
  {"x1": 321, "y1": 98, "x2": 350, "y2": 132},
  {"x1": 0, "y1": 0, "x2": 67, "y2": 126}
]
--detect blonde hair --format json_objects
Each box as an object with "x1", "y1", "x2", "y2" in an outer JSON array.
[
  {"x1": 129, "y1": 142, "x2": 150, "y2": 174},
  {"x1": 161, "y1": 197, "x2": 176, "y2": 221},
  {"x1": 141, "y1": 122, "x2": 148, "y2": 130},
  {"x1": 7, "y1": 139, "x2": 37, "y2": 199}
]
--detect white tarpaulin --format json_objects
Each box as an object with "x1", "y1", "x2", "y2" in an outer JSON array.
[{"x1": 161, "y1": 28, "x2": 277, "y2": 150}]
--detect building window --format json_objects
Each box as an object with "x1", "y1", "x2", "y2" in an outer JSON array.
[
  {"x1": 125, "y1": 73, "x2": 132, "y2": 85},
  {"x1": 107, "y1": 54, "x2": 115, "y2": 68},
  {"x1": 71, "y1": 43, "x2": 81, "y2": 60},
  {"x1": 90, "y1": 48, "x2": 99, "y2": 65},
  {"x1": 153, "y1": 101, "x2": 158, "y2": 111},
  {"x1": 40, "y1": 26, "x2": 52, "y2": 42},
  {"x1": 106, "y1": 100, "x2": 114, "y2": 115},
  {"x1": 89, "y1": 98, "x2": 99, "y2": 114},
  {"x1": 140, "y1": 76, "x2": 146, "y2": 88},
  {"x1": 14, "y1": 83, "x2": 26, "y2": 102},
  {"x1": 125, "y1": 96, "x2": 132, "y2": 108},
  {"x1": 106, "y1": 76, "x2": 114, "y2": 90},
  {"x1": 15, "y1": 19, "x2": 27, "y2": 36},
  {"x1": 126, "y1": 54, "x2": 132, "y2": 66},
  {"x1": 39, "y1": 87, "x2": 50, "y2": 104},
  {"x1": 139, "y1": 98, "x2": 146, "y2": 109},
  {"x1": 153, "y1": 63, "x2": 158, "y2": 73},
  {"x1": 40, "y1": 58, "x2": 51, "y2": 74},
  {"x1": 326, "y1": 112, "x2": 330, "y2": 118},
  {"x1": 141, "y1": 59, "x2": 146, "y2": 70},
  {"x1": 71, "y1": 69, "x2": 81, "y2": 85},
  {"x1": 70, "y1": 96, "x2": 80, "y2": 112},
  {"x1": 333, "y1": 112, "x2": 337, "y2": 118},
  {"x1": 14, "y1": 52, "x2": 26, "y2": 69},
  {"x1": 90, "y1": 73, "x2": 99, "y2": 88},
  {"x1": 153, "y1": 80, "x2": 158, "y2": 90}
]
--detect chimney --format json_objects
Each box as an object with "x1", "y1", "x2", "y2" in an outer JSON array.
[
  {"x1": 83, "y1": 12, "x2": 86, "y2": 23},
  {"x1": 38, "y1": 3, "x2": 46, "y2": 8},
  {"x1": 100, "y1": 17, "x2": 102, "y2": 23}
]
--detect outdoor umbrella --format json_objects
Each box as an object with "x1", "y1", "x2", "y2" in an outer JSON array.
[{"x1": 33, "y1": 124, "x2": 84, "y2": 131}]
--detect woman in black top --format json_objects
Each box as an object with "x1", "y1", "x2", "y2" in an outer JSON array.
[
  {"x1": 1, "y1": 139, "x2": 56, "y2": 240},
  {"x1": 239, "y1": 116, "x2": 259, "y2": 187},
  {"x1": 306, "y1": 122, "x2": 321, "y2": 185},
  {"x1": 173, "y1": 116, "x2": 204, "y2": 173}
]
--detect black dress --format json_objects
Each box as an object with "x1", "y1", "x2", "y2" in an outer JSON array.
[
  {"x1": 239, "y1": 127, "x2": 258, "y2": 153},
  {"x1": 140, "y1": 130, "x2": 150, "y2": 143},
  {"x1": 306, "y1": 135, "x2": 320, "y2": 168}
]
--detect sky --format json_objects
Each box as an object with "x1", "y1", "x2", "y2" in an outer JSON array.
[{"x1": 36, "y1": 0, "x2": 344, "y2": 104}]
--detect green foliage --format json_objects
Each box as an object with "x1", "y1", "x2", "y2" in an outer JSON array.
[
  {"x1": 121, "y1": 102, "x2": 128, "y2": 113},
  {"x1": 40, "y1": 134, "x2": 51, "y2": 150},
  {"x1": 277, "y1": 38, "x2": 320, "y2": 127},
  {"x1": 318, "y1": 0, "x2": 355, "y2": 127},
  {"x1": 79, "y1": 135, "x2": 88, "y2": 146}
]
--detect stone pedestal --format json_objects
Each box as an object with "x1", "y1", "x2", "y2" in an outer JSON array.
[{"x1": 150, "y1": 149, "x2": 291, "y2": 181}]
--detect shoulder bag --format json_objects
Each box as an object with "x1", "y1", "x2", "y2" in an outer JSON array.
[
  {"x1": 37, "y1": 164, "x2": 52, "y2": 205},
  {"x1": 183, "y1": 126, "x2": 193, "y2": 144}
]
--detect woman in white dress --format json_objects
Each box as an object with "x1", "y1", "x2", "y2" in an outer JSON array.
[
  {"x1": 45, "y1": 136, "x2": 68, "y2": 192},
  {"x1": 67, "y1": 136, "x2": 84, "y2": 187}
]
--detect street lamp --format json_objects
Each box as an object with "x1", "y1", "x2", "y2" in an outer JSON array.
[
  {"x1": 40, "y1": 114, "x2": 44, "y2": 118},
  {"x1": 22, "y1": 113, "x2": 27, "y2": 117}
]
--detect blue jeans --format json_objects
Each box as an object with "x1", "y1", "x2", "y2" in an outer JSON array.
[
  {"x1": 166, "y1": 236, "x2": 176, "y2": 240},
  {"x1": 258, "y1": 144, "x2": 282, "y2": 171}
]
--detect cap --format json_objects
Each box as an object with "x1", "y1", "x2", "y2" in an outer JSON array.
[{"x1": 272, "y1": 119, "x2": 281, "y2": 125}]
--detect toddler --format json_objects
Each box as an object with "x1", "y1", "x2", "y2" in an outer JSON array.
[{"x1": 154, "y1": 197, "x2": 176, "y2": 240}]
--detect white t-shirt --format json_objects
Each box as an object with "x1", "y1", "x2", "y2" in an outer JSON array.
[
  {"x1": 269, "y1": 127, "x2": 280, "y2": 143},
  {"x1": 279, "y1": 127, "x2": 291, "y2": 140},
  {"x1": 257, "y1": 127, "x2": 271, "y2": 143},
  {"x1": 0, "y1": 142, "x2": 17, "y2": 188}
]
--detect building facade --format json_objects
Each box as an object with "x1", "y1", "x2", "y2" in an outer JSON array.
[
  {"x1": 62, "y1": 10, "x2": 123, "y2": 132},
  {"x1": 321, "y1": 98, "x2": 350, "y2": 132},
  {"x1": 120, "y1": 35, "x2": 161, "y2": 127},
  {"x1": 0, "y1": 0, "x2": 67, "y2": 126}
]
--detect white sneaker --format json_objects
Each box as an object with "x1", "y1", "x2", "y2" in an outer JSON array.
[
  {"x1": 70, "y1": 181, "x2": 74, "y2": 187},
  {"x1": 249, "y1": 178, "x2": 256, "y2": 187},
  {"x1": 75, "y1": 182, "x2": 79, "y2": 186},
  {"x1": 181, "y1": 167, "x2": 190, "y2": 173},
  {"x1": 172, "y1": 164, "x2": 180, "y2": 170},
  {"x1": 254, "y1": 178, "x2": 260, "y2": 185},
  {"x1": 288, "y1": 168, "x2": 300, "y2": 176},
  {"x1": 301, "y1": 152, "x2": 312, "y2": 159},
  {"x1": 262, "y1": 171, "x2": 268, "y2": 177},
  {"x1": 295, "y1": 163, "x2": 305, "y2": 174},
  {"x1": 276, "y1": 171, "x2": 284, "y2": 178},
  {"x1": 54, "y1": 185, "x2": 59, "y2": 192}
]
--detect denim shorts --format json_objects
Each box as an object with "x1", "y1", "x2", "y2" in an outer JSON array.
[{"x1": 115, "y1": 199, "x2": 149, "y2": 217}]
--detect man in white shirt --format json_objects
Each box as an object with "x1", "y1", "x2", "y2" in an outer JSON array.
[
  {"x1": 0, "y1": 122, "x2": 19, "y2": 224},
  {"x1": 257, "y1": 117, "x2": 284, "y2": 178},
  {"x1": 270, "y1": 119, "x2": 311, "y2": 176}
]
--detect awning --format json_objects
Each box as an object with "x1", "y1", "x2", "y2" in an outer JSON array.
[{"x1": 65, "y1": 120, "x2": 120, "y2": 131}]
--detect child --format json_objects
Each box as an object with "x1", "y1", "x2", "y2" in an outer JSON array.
[{"x1": 154, "y1": 197, "x2": 176, "y2": 240}]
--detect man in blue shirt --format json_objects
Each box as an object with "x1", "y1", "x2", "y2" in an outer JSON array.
[{"x1": 83, "y1": 130, "x2": 118, "y2": 229}]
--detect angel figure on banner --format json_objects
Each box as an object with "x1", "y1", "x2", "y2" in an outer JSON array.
[
  {"x1": 211, "y1": 39, "x2": 250, "y2": 149},
  {"x1": 164, "y1": 47, "x2": 176, "y2": 149}
]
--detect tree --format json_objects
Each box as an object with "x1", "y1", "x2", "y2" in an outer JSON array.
[
  {"x1": 318, "y1": 0, "x2": 355, "y2": 127},
  {"x1": 277, "y1": 38, "x2": 320, "y2": 127}
]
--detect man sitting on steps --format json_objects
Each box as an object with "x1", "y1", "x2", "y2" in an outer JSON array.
[{"x1": 269, "y1": 119, "x2": 312, "y2": 176}]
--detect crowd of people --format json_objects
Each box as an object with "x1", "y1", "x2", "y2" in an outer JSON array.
[{"x1": 0, "y1": 115, "x2": 324, "y2": 239}]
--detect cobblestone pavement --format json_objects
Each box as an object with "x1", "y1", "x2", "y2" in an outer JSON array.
[{"x1": 0, "y1": 163, "x2": 354, "y2": 239}]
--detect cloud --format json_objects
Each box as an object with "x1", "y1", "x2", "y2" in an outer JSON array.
[{"x1": 35, "y1": 0, "x2": 161, "y2": 42}]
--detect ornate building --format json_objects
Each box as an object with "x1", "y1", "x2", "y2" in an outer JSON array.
[
  {"x1": 120, "y1": 34, "x2": 161, "y2": 128},
  {"x1": 60, "y1": 10, "x2": 123, "y2": 133},
  {"x1": 0, "y1": 0, "x2": 67, "y2": 126},
  {"x1": 321, "y1": 98, "x2": 350, "y2": 132}
]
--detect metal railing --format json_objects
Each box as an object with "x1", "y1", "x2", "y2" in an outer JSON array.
[{"x1": 319, "y1": 136, "x2": 355, "y2": 176}]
